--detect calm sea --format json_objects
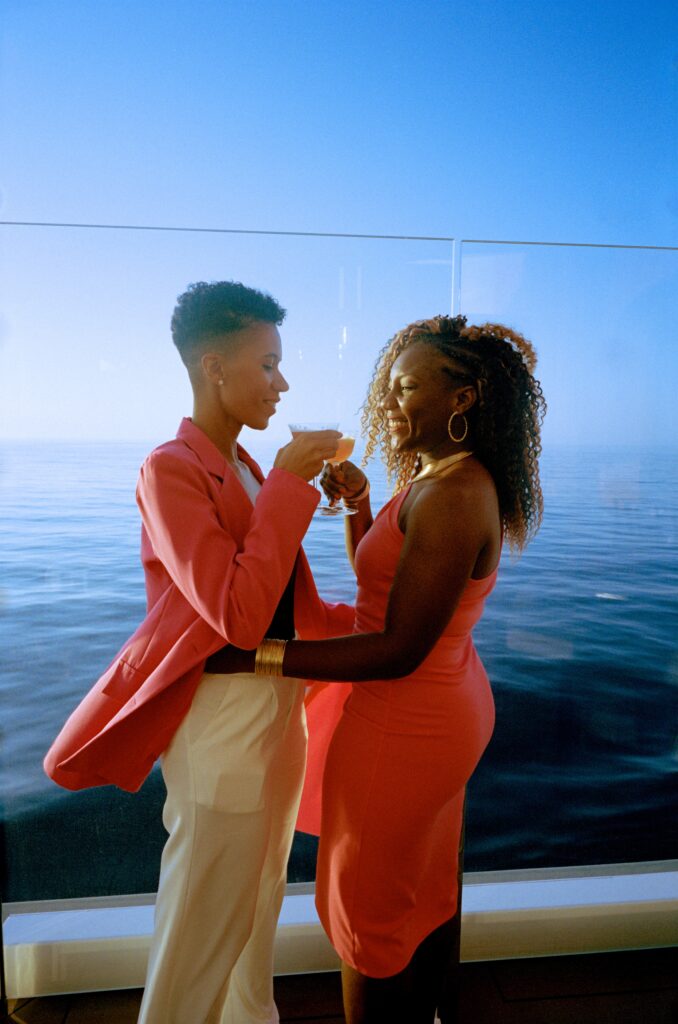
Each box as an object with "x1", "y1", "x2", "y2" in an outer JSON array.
[{"x1": 1, "y1": 439, "x2": 677, "y2": 899}]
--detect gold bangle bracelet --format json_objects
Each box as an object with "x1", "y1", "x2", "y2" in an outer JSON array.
[{"x1": 254, "y1": 638, "x2": 287, "y2": 676}]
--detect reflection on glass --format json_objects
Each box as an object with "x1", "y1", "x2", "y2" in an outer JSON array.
[
  {"x1": 0, "y1": 227, "x2": 454, "y2": 901},
  {"x1": 459, "y1": 241, "x2": 678, "y2": 870},
  {"x1": 1, "y1": 231, "x2": 676, "y2": 904}
]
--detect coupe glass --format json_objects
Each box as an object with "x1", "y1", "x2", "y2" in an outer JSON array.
[{"x1": 288, "y1": 422, "x2": 357, "y2": 517}]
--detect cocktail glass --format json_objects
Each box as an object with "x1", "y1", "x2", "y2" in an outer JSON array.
[{"x1": 289, "y1": 422, "x2": 357, "y2": 517}]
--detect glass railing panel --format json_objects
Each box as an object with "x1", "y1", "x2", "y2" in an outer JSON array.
[
  {"x1": 0, "y1": 223, "x2": 453, "y2": 901},
  {"x1": 3, "y1": 228, "x2": 676, "y2": 915},
  {"x1": 459, "y1": 240, "x2": 678, "y2": 870}
]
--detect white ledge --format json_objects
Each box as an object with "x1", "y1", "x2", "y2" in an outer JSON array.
[{"x1": 3, "y1": 862, "x2": 678, "y2": 998}]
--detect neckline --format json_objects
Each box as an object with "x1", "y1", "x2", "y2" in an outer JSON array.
[{"x1": 410, "y1": 449, "x2": 473, "y2": 484}]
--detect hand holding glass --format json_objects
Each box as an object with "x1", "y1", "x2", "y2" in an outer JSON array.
[{"x1": 288, "y1": 423, "x2": 357, "y2": 517}]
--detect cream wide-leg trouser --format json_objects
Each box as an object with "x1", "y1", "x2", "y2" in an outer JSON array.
[{"x1": 137, "y1": 671, "x2": 307, "y2": 1024}]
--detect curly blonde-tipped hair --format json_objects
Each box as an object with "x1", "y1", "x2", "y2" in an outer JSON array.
[{"x1": 361, "y1": 315, "x2": 546, "y2": 550}]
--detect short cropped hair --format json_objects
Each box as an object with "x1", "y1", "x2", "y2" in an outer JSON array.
[{"x1": 171, "y1": 280, "x2": 286, "y2": 367}]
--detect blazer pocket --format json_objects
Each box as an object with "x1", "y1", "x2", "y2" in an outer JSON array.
[
  {"x1": 101, "y1": 659, "x2": 143, "y2": 703},
  {"x1": 121, "y1": 585, "x2": 174, "y2": 675}
]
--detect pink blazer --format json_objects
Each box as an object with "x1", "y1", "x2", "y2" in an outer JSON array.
[{"x1": 44, "y1": 418, "x2": 354, "y2": 793}]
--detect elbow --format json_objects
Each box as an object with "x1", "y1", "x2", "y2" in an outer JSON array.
[
  {"x1": 376, "y1": 640, "x2": 427, "y2": 679},
  {"x1": 230, "y1": 632, "x2": 266, "y2": 652},
  {"x1": 376, "y1": 622, "x2": 442, "y2": 677},
  {"x1": 394, "y1": 652, "x2": 425, "y2": 677},
  {"x1": 216, "y1": 596, "x2": 276, "y2": 650},
  {"x1": 220, "y1": 619, "x2": 267, "y2": 651},
  {"x1": 227, "y1": 632, "x2": 264, "y2": 651}
]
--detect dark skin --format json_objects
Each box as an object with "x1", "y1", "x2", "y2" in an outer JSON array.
[{"x1": 210, "y1": 342, "x2": 502, "y2": 1023}]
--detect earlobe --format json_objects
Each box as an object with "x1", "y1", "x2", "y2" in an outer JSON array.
[{"x1": 201, "y1": 352, "x2": 225, "y2": 386}]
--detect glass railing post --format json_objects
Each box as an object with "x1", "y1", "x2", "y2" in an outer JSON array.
[{"x1": 451, "y1": 238, "x2": 462, "y2": 315}]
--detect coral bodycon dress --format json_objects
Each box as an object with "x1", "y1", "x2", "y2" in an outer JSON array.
[{"x1": 297, "y1": 485, "x2": 498, "y2": 978}]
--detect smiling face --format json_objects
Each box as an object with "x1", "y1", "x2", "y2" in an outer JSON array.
[
  {"x1": 205, "y1": 321, "x2": 289, "y2": 431},
  {"x1": 382, "y1": 341, "x2": 474, "y2": 456}
]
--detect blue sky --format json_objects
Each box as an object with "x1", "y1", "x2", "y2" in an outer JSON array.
[{"x1": 1, "y1": 0, "x2": 676, "y2": 444}]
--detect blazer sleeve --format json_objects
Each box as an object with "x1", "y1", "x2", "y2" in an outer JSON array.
[{"x1": 137, "y1": 450, "x2": 319, "y2": 650}]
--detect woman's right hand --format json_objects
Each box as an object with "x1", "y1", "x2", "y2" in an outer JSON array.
[
  {"x1": 273, "y1": 430, "x2": 341, "y2": 482},
  {"x1": 320, "y1": 460, "x2": 368, "y2": 505}
]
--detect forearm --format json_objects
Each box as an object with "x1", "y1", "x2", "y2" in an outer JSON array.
[
  {"x1": 319, "y1": 462, "x2": 373, "y2": 569},
  {"x1": 217, "y1": 630, "x2": 420, "y2": 681},
  {"x1": 286, "y1": 631, "x2": 414, "y2": 680},
  {"x1": 344, "y1": 498, "x2": 373, "y2": 570}
]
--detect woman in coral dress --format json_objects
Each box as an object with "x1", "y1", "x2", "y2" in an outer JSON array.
[{"x1": 214, "y1": 315, "x2": 546, "y2": 1023}]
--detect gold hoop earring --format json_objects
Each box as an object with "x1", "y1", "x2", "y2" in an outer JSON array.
[{"x1": 448, "y1": 411, "x2": 468, "y2": 443}]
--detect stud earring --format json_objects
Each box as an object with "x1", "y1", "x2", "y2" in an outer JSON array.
[
  {"x1": 218, "y1": 379, "x2": 224, "y2": 386},
  {"x1": 448, "y1": 411, "x2": 468, "y2": 443}
]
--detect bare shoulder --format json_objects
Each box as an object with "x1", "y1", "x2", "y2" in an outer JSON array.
[
  {"x1": 442, "y1": 457, "x2": 496, "y2": 499},
  {"x1": 402, "y1": 458, "x2": 498, "y2": 526},
  {"x1": 397, "y1": 459, "x2": 500, "y2": 580}
]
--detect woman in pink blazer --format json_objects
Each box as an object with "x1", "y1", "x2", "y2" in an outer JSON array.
[{"x1": 44, "y1": 280, "x2": 352, "y2": 1024}]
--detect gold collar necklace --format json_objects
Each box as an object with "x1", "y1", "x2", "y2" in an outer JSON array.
[{"x1": 410, "y1": 449, "x2": 473, "y2": 483}]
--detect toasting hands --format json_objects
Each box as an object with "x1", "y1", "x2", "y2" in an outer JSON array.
[{"x1": 320, "y1": 461, "x2": 369, "y2": 507}]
